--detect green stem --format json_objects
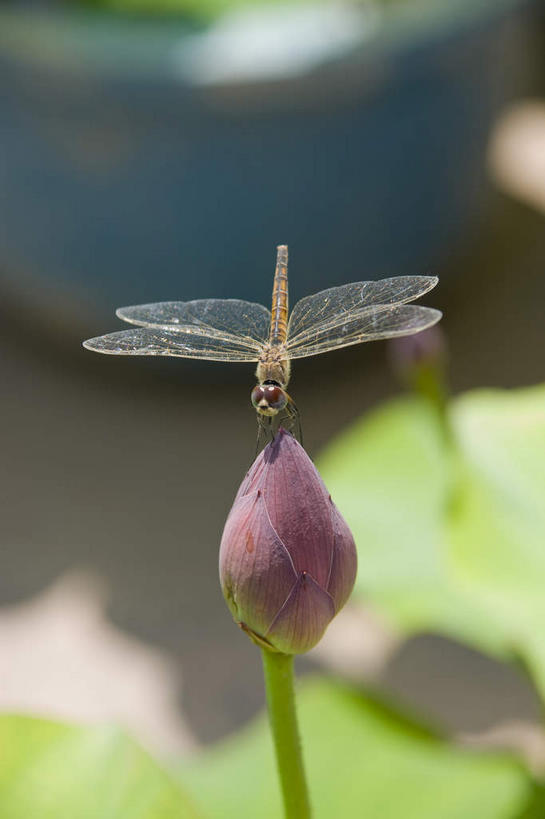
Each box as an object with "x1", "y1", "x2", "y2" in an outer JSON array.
[
  {"x1": 412, "y1": 364, "x2": 452, "y2": 444},
  {"x1": 261, "y1": 649, "x2": 311, "y2": 819}
]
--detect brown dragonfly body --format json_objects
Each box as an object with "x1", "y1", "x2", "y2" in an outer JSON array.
[{"x1": 253, "y1": 246, "x2": 292, "y2": 417}]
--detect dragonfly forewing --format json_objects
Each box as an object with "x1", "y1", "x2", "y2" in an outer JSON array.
[
  {"x1": 116, "y1": 299, "x2": 271, "y2": 348},
  {"x1": 287, "y1": 276, "x2": 438, "y2": 344}
]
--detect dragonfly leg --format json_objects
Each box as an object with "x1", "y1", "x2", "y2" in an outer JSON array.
[
  {"x1": 285, "y1": 398, "x2": 303, "y2": 446},
  {"x1": 254, "y1": 425, "x2": 262, "y2": 458},
  {"x1": 255, "y1": 416, "x2": 267, "y2": 457},
  {"x1": 255, "y1": 414, "x2": 274, "y2": 456}
]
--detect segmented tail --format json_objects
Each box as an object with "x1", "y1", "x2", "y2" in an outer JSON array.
[{"x1": 269, "y1": 245, "x2": 289, "y2": 345}]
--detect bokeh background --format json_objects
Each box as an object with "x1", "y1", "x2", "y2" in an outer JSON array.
[{"x1": 1, "y1": 0, "x2": 545, "y2": 764}]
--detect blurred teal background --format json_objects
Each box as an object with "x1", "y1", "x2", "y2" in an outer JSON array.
[
  {"x1": 1, "y1": 0, "x2": 545, "y2": 779},
  {"x1": 0, "y1": 0, "x2": 538, "y2": 319}
]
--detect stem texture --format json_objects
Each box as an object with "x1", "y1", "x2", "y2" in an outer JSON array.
[{"x1": 261, "y1": 649, "x2": 311, "y2": 819}]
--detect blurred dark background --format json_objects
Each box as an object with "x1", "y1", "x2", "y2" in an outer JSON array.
[{"x1": 1, "y1": 0, "x2": 545, "y2": 752}]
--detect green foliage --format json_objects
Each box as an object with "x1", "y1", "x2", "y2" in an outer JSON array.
[
  {"x1": 516, "y1": 783, "x2": 545, "y2": 819},
  {"x1": 180, "y1": 678, "x2": 529, "y2": 819},
  {"x1": 70, "y1": 0, "x2": 421, "y2": 22},
  {"x1": 0, "y1": 674, "x2": 535, "y2": 819},
  {"x1": 318, "y1": 384, "x2": 545, "y2": 696},
  {"x1": 73, "y1": 0, "x2": 320, "y2": 21},
  {"x1": 0, "y1": 715, "x2": 200, "y2": 819}
]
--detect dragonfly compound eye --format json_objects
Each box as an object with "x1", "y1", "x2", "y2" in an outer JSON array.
[{"x1": 251, "y1": 385, "x2": 287, "y2": 412}]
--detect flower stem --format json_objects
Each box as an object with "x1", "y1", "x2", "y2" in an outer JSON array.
[{"x1": 261, "y1": 648, "x2": 311, "y2": 819}]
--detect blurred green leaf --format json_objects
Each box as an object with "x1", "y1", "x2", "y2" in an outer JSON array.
[
  {"x1": 318, "y1": 384, "x2": 545, "y2": 696},
  {"x1": 515, "y1": 782, "x2": 545, "y2": 818},
  {"x1": 76, "y1": 0, "x2": 322, "y2": 22},
  {"x1": 0, "y1": 715, "x2": 200, "y2": 819},
  {"x1": 180, "y1": 678, "x2": 529, "y2": 819}
]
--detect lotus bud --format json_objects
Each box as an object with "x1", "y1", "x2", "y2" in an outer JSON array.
[{"x1": 219, "y1": 429, "x2": 357, "y2": 654}]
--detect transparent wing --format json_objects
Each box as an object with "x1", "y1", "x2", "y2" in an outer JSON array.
[
  {"x1": 116, "y1": 299, "x2": 271, "y2": 349},
  {"x1": 82, "y1": 327, "x2": 262, "y2": 362},
  {"x1": 286, "y1": 304, "x2": 442, "y2": 359},
  {"x1": 288, "y1": 276, "x2": 438, "y2": 344}
]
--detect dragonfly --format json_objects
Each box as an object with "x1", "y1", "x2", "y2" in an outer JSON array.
[{"x1": 83, "y1": 245, "x2": 441, "y2": 445}]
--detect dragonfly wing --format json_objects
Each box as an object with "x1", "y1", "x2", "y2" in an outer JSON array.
[
  {"x1": 116, "y1": 299, "x2": 271, "y2": 349},
  {"x1": 286, "y1": 304, "x2": 442, "y2": 359},
  {"x1": 288, "y1": 276, "x2": 438, "y2": 343},
  {"x1": 83, "y1": 328, "x2": 262, "y2": 361}
]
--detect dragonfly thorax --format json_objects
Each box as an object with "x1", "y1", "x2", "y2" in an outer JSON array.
[
  {"x1": 251, "y1": 382, "x2": 288, "y2": 416},
  {"x1": 256, "y1": 343, "x2": 290, "y2": 388}
]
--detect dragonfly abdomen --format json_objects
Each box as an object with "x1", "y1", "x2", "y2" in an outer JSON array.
[{"x1": 269, "y1": 244, "x2": 289, "y2": 346}]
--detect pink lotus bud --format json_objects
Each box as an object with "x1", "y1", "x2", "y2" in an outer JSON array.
[{"x1": 219, "y1": 429, "x2": 357, "y2": 654}]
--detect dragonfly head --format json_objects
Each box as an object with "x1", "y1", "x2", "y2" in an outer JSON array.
[{"x1": 251, "y1": 382, "x2": 288, "y2": 416}]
